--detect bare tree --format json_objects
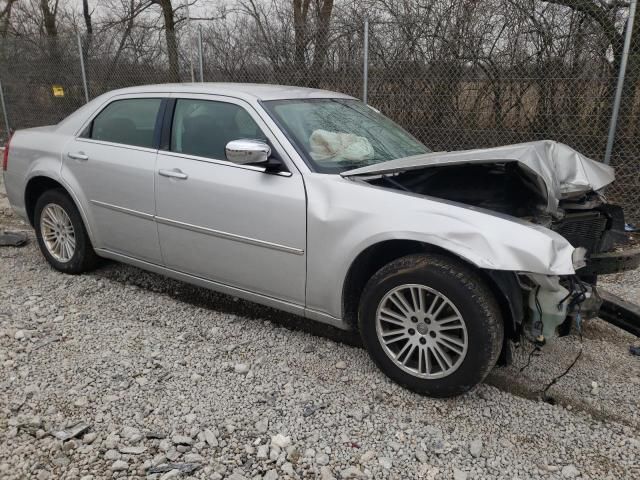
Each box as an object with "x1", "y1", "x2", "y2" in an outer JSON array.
[
  {"x1": 0, "y1": 0, "x2": 18, "y2": 37},
  {"x1": 309, "y1": 0, "x2": 334, "y2": 79},
  {"x1": 40, "y1": 0, "x2": 60, "y2": 59},
  {"x1": 293, "y1": 0, "x2": 311, "y2": 71},
  {"x1": 39, "y1": 0, "x2": 57, "y2": 36},
  {"x1": 545, "y1": 0, "x2": 640, "y2": 145},
  {"x1": 150, "y1": 0, "x2": 180, "y2": 81},
  {"x1": 238, "y1": 0, "x2": 335, "y2": 85},
  {"x1": 82, "y1": 0, "x2": 93, "y2": 36}
]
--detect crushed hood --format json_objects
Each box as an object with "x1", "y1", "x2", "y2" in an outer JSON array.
[{"x1": 341, "y1": 140, "x2": 615, "y2": 214}]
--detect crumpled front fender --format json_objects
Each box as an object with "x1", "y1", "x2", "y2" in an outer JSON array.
[{"x1": 304, "y1": 175, "x2": 576, "y2": 320}]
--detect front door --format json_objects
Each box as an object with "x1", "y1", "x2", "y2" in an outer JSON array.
[
  {"x1": 155, "y1": 96, "x2": 307, "y2": 305},
  {"x1": 61, "y1": 96, "x2": 163, "y2": 263}
]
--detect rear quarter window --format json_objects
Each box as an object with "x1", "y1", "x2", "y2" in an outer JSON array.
[{"x1": 87, "y1": 98, "x2": 162, "y2": 148}]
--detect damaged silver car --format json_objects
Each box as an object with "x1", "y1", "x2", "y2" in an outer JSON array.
[{"x1": 3, "y1": 84, "x2": 638, "y2": 397}]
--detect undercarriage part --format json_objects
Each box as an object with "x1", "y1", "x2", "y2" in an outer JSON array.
[
  {"x1": 578, "y1": 247, "x2": 640, "y2": 276},
  {"x1": 598, "y1": 289, "x2": 640, "y2": 338}
]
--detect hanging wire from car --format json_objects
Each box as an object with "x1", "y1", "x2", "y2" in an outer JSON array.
[
  {"x1": 520, "y1": 276, "x2": 587, "y2": 402},
  {"x1": 519, "y1": 285, "x2": 544, "y2": 373},
  {"x1": 541, "y1": 345, "x2": 583, "y2": 405},
  {"x1": 518, "y1": 343, "x2": 541, "y2": 373},
  {"x1": 540, "y1": 275, "x2": 587, "y2": 403}
]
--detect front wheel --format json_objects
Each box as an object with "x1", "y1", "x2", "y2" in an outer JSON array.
[{"x1": 358, "y1": 253, "x2": 503, "y2": 397}]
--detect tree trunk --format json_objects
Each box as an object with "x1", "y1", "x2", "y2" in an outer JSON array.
[
  {"x1": 308, "y1": 0, "x2": 334, "y2": 87},
  {"x1": 40, "y1": 0, "x2": 58, "y2": 36},
  {"x1": 0, "y1": 0, "x2": 17, "y2": 38},
  {"x1": 40, "y1": 0, "x2": 59, "y2": 61},
  {"x1": 293, "y1": 0, "x2": 310, "y2": 77},
  {"x1": 82, "y1": 0, "x2": 93, "y2": 36},
  {"x1": 81, "y1": 0, "x2": 93, "y2": 94},
  {"x1": 154, "y1": 0, "x2": 181, "y2": 82}
]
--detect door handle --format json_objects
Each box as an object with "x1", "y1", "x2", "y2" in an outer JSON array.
[
  {"x1": 159, "y1": 168, "x2": 188, "y2": 180},
  {"x1": 68, "y1": 152, "x2": 88, "y2": 161}
]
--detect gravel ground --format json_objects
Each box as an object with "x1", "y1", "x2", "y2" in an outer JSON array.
[{"x1": 1, "y1": 177, "x2": 639, "y2": 480}]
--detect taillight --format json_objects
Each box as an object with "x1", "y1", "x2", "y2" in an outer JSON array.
[{"x1": 2, "y1": 132, "x2": 11, "y2": 171}]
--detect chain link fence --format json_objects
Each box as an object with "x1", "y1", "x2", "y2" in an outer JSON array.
[
  {"x1": 0, "y1": 35, "x2": 86, "y2": 131},
  {"x1": 0, "y1": 2, "x2": 638, "y2": 223}
]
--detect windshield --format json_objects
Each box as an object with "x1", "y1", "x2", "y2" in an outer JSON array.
[{"x1": 263, "y1": 99, "x2": 430, "y2": 173}]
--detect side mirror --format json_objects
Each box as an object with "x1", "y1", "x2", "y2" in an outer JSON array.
[{"x1": 225, "y1": 139, "x2": 271, "y2": 165}]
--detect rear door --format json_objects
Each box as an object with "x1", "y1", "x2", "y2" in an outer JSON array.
[
  {"x1": 61, "y1": 95, "x2": 165, "y2": 263},
  {"x1": 155, "y1": 95, "x2": 307, "y2": 305}
]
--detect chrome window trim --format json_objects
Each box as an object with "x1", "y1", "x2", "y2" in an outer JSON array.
[
  {"x1": 76, "y1": 138, "x2": 159, "y2": 154},
  {"x1": 158, "y1": 150, "x2": 292, "y2": 177},
  {"x1": 73, "y1": 93, "x2": 168, "y2": 139},
  {"x1": 166, "y1": 94, "x2": 298, "y2": 177},
  {"x1": 155, "y1": 216, "x2": 304, "y2": 255},
  {"x1": 89, "y1": 200, "x2": 155, "y2": 220}
]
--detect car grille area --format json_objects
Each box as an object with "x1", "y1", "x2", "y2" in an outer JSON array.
[{"x1": 552, "y1": 211, "x2": 608, "y2": 254}]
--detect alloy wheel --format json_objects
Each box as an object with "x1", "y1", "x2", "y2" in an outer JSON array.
[
  {"x1": 40, "y1": 203, "x2": 76, "y2": 263},
  {"x1": 375, "y1": 284, "x2": 468, "y2": 379}
]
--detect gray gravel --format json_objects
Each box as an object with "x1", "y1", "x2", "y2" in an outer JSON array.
[{"x1": 1, "y1": 178, "x2": 639, "y2": 479}]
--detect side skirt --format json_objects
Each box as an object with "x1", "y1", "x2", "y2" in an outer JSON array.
[{"x1": 95, "y1": 248, "x2": 349, "y2": 331}]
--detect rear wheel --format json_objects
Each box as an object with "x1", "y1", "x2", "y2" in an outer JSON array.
[
  {"x1": 358, "y1": 253, "x2": 503, "y2": 397},
  {"x1": 34, "y1": 189, "x2": 99, "y2": 274}
]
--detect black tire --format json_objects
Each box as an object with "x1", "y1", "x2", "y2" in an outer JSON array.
[
  {"x1": 34, "y1": 189, "x2": 100, "y2": 274},
  {"x1": 358, "y1": 253, "x2": 503, "y2": 397}
]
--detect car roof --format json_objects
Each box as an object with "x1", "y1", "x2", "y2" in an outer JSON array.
[{"x1": 105, "y1": 83, "x2": 355, "y2": 102}]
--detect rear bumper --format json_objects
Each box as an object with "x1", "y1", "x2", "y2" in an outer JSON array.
[{"x1": 1, "y1": 170, "x2": 27, "y2": 222}]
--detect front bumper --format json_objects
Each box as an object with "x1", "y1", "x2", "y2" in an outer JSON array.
[
  {"x1": 580, "y1": 247, "x2": 640, "y2": 276},
  {"x1": 598, "y1": 289, "x2": 640, "y2": 337}
]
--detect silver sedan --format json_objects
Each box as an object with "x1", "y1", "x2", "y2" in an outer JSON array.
[{"x1": 2, "y1": 83, "x2": 631, "y2": 397}]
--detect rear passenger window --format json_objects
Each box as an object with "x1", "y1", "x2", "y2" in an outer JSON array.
[
  {"x1": 89, "y1": 98, "x2": 161, "y2": 148},
  {"x1": 171, "y1": 99, "x2": 266, "y2": 160}
]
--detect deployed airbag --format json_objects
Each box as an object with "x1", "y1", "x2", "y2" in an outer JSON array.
[{"x1": 309, "y1": 129, "x2": 374, "y2": 164}]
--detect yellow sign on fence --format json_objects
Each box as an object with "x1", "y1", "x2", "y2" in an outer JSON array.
[{"x1": 52, "y1": 85, "x2": 64, "y2": 97}]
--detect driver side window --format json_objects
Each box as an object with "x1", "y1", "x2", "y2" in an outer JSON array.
[{"x1": 170, "y1": 99, "x2": 266, "y2": 160}]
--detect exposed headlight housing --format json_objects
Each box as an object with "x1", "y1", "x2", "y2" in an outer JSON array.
[{"x1": 572, "y1": 247, "x2": 587, "y2": 271}]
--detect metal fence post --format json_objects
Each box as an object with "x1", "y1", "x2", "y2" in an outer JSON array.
[
  {"x1": 0, "y1": 80, "x2": 10, "y2": 136},
  {"x1": 77, "y1": 33, "x2": 89, "y2": 103},
  {"x1": 604, "y1": 0, "x2": 637, "y2": 165},
  {"x1": 185, "y1": 0, "x2": 195, "y2": 82},
  {"x1": 363, "y1": 17, "x2": 369, "y2": 104},
  {"x1": 198, "y1": 26, "x2": 204, "y2": 83}
]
